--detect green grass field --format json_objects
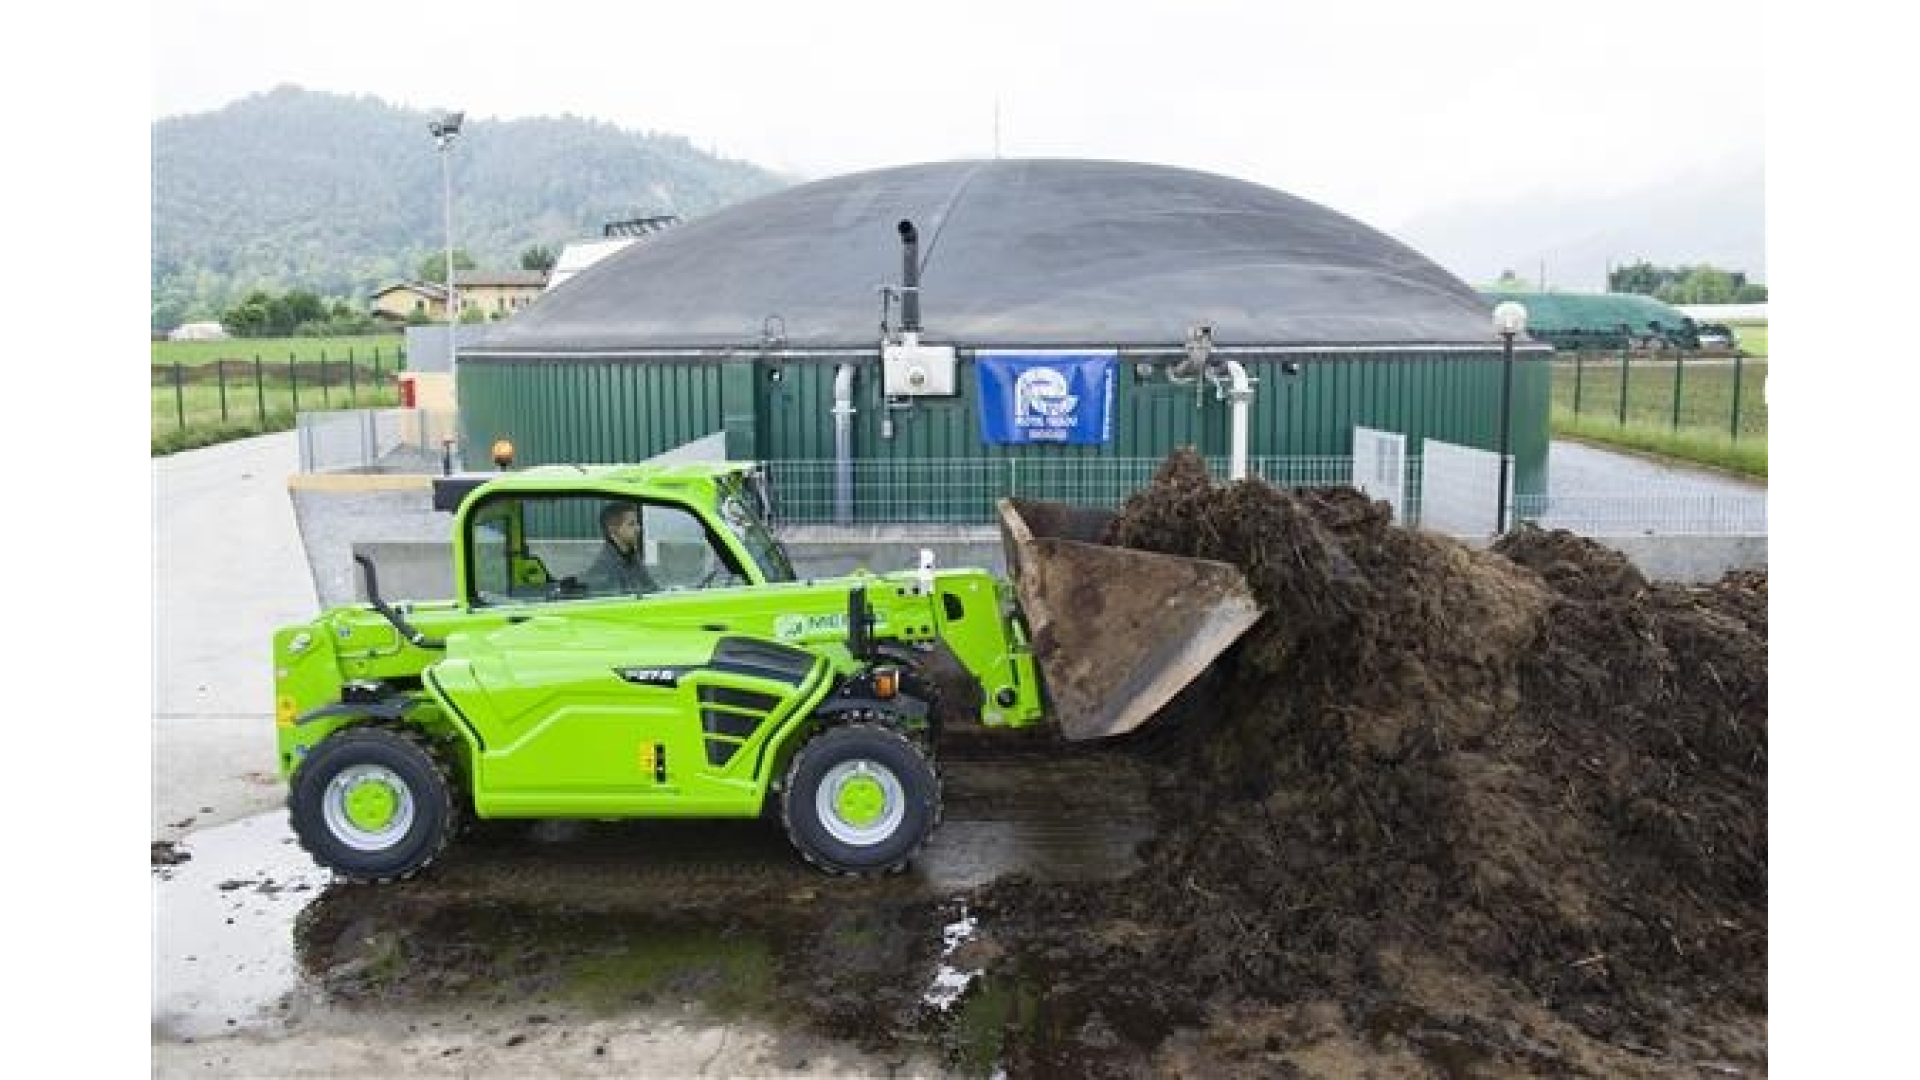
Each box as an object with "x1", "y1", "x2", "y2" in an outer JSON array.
[
  {"x1": 152, "y1": 362, "x2": 404, "y2": 455},
  {"x1": 1551, "y1": 356, "x2": 1767, "y2": 478},
  {"x1": 1728, "y1": 320, "x2": 1767, "y2": 357},
  {"x1": 151, "y1": 334, "x2": 407, "y2": 368}
]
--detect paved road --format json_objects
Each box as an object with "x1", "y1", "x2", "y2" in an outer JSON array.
[
  {"x1": 152, "y1": 431, "x2": 317, "y2": 840},
  {"x1": 1548, "y1": 439, "x2": 1763, "y2": 498},
  {"x1": 1534, "y1": 439, "x2": 1767, "y2": 535}
]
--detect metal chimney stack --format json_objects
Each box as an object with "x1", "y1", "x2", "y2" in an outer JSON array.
[{"x1": 897, "y1": 220, "x2": 921, "y2": 337}]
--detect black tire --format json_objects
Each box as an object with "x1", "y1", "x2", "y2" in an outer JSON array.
[
  {"x1": 780, "y1": 723, "x2": 940, "y2": 876},
  {"x1": 288, "y1": 726, "x2": 461, "y2": 883}
]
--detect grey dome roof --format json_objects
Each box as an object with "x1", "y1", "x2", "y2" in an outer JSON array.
[{"x1": 468, "y1": 158, "x2": 1495, "y2": 354}]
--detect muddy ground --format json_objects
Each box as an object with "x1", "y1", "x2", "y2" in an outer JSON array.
[{"x1": 153, "y1": 449, "x2": 1765, "y2": 1077}]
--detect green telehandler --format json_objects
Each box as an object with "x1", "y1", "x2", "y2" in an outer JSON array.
[{"x1": 271, "y1": 462, "x2": 1260, "y2": 881}]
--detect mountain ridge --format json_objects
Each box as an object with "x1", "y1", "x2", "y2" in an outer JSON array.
[{"x1": 150, "y1": 86, "x2": 792, "y2": 330}]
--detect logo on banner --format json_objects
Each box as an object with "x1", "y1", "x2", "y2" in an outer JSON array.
[{"x1": 1014, "y1": 367, "x2": 1080, "y2": 428}]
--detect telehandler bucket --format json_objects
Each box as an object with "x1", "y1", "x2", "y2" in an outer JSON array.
[{"x1": 997, "y1": 498, "x2": 1264, "y2": 741}]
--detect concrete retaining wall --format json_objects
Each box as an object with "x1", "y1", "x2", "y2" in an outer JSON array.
[{"x1": 289, "y1": 482, "x2": 1766, "y2": 609}]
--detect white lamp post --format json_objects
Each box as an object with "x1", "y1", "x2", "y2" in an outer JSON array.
[
  {"x1": 1491, "y1": 300, "x2": 1528, "y2": 533},
  {"x1": 429, "y1": 110, "x2": 464, "y2": 371}
]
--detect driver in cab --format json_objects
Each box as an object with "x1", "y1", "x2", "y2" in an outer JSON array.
[{"x1": 583, "y1": 502, "x2": 660, "y2": 595}]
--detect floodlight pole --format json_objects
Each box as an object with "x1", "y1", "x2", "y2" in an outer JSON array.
[
  {"x1": 431, "y1": 111, "x2": 463, "y2": 372},
  {"x1": 1496, "y1": 329, "x2": 1515, "y2": 533},
  {"x1": 1490, "y1": 301, "x2": 1528, "y2": 535}
]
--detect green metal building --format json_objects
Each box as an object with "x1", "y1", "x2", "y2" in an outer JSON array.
[{"x1": 460, "y1": 159, "x2": 1551, "y2": 523}]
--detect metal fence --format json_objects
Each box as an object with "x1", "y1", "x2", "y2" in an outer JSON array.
[
  {"x1": 1514, "y1": 491, "x2": 1768, "y2": 536},
  {"x1": 759, "y1": 456, "x2": 1767, "y2": 537},
  {"x1": 1554, "y1": 352, "x2": 1767, "y2": 440},
  {"x1": 296, "y1": 408, "x2": 459, "y2": 473},
  {"x1": 151, "y1": 347, "x2": 406, "y2": 434}
]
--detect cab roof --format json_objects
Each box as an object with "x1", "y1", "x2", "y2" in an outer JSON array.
[{"x1": 432, "y1": 461, "x2": 756, "y2": 512}]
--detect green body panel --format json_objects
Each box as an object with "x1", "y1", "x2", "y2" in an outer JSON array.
[
  {"x1": 272, "y1": 463, "x2": 1046, "y2": 822},
  {"x1": 424, "y1": 618, "x2": 832, "y2": 818}
]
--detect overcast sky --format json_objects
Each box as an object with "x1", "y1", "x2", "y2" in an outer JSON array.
[{"x1": 151, "y1": 0, "x2": 1763, "y2": 231}]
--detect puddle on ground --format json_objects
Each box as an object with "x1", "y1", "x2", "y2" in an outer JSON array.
[
  {"x1": 150, "y1": 812, "x2": 329, "y2": 1039},
  {"x1": 152, "y1": 748, "x2": 1165, "y2": 1074}
]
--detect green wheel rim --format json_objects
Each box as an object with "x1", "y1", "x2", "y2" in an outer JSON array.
[
  {"x1": 323, "y1": 764, "x2": 416, "y2": 851},
  {"x1": 816, "y1": 759, "x2": 906, "y2": 846},
  {"x1": 836, "y1": 775, "x2": 887, "y2": 826}
]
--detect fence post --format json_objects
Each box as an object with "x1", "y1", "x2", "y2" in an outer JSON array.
[
  {"x1": 1670, "y1": 351, "x2": 1685, "y2": 431},
  {"x1": 173, "y1": 361, "x2": 186, "y2": 431},
  {"x1": 290, "y1": 353, "x2": 300, "y2": 413},
  {"x1": 1572, "y1": 351, "x2": 1584, "y2": 415},
  {"x1": 217, "y1": 359, "x2": 229, "y2": 422},
  {"x1": 348, "y1": 347, "x2": 357, "y2": 406},
  {"x1": 255, "y1": 356, "x2": 266, "y2": 424},
  {"x1": 1730, "y1": 353, "x2": 1745, "y2": 442},
  {"x1": 320, "y1": 350, "x2": 330, "y2": 408},
  {"x1": 373, "y1": 346, "x2": 383, "y2": 383},
  {"x1": 1617, "y1": 344, "x2": 1630, "y2": 426}
]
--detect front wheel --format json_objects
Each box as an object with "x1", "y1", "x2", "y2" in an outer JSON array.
[
  {"x1": 781, "y1": 723, "x2": 939, "y2": 876},
  {"x1": 288, "y1": 726, "x2": 460, "y2": 883}
]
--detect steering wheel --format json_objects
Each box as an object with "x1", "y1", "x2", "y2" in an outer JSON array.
[{"x1": 695, "y1": 556, "x2": 740, "y2": 590}]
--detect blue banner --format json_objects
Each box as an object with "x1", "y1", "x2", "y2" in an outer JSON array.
[{"x1": 976, "y1": 351, "x2": 1117, "y2": 445}]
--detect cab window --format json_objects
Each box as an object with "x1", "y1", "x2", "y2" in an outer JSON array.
[{"x1": 467, "y1": 494, "x2": 748, "y2": 606}]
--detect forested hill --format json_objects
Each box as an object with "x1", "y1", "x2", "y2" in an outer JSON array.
[{"x1": 151, "y1": 86, "x2": 791, "y2": 331}]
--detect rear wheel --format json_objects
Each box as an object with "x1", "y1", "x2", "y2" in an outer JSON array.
[
  {"x1": 289, "y1": 726, "x2": 460, "y2": 883},
  {"x1": 781, "y1": 723, "x2": 939, "y2": 875}
]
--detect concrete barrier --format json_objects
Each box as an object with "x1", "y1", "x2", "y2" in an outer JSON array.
[{"x1": 289, "y1": 481, "x2": 1766, "y2": 609}]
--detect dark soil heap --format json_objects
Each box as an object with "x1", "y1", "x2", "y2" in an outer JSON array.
[{"x1": 975, "y1": 448, "x2": 1766, "y2": 1069}]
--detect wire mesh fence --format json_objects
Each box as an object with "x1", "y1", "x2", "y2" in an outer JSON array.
[
  {"x1": 758, "y1": 456, "x2": 1766, "y2": 537},
  {"x1": 296, "y1": 409, "x2": 459, "y2": 473}
]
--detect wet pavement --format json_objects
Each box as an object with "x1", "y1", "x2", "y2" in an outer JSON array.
[{"x1": 153, "y1": 742, "x2": 1156, "y2": 1076}]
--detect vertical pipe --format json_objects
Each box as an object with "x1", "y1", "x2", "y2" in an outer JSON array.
[
  {"x1": 320, "y1": 350, "x2": 330, "y2": 408},
  {"x1": 173, "y1": 362, "x2": 186, "y2": 431},
  {"x1": 1224, "y1": 360, "x2": 1253, "y2": 481},
  {"x1": 255, "y1": 356, "x2": 266, "y2": 424},
  {"x1": 1572, "y1": 351, "x2": 1584, "y2": 415},
  {"x1": 217, "y1": 359, "x2": 229, "y2": 422},
  {"x1": 833, "y1": 363, "x2": 856, "y2": 525},
  {"x1": 348, "y1": 347, "x2": 357, "y2": 406},
  {"x1": 897, "y1": 220, "x2": 921, "y2": 334},
  {"x1": 290, "y1": 354, "x2": 300, "y2": 413}
]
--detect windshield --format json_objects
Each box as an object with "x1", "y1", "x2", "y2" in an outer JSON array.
[{"x1": 717, "y1": 488, "x2": 795, "y2": 583}]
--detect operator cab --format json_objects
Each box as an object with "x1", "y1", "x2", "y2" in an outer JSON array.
[{"x1": 453, "y1": 466, "x2": 796, "y2": 609}]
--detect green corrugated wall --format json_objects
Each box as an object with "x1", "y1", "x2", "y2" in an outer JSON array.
[{"x1": 457, "y1": 350, "x2": 1549, "y2": 517}]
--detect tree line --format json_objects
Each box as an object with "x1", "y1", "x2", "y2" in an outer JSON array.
[
  {"x1": 222, "y1": 290, "x2": 380, "y2": 338},
  {"x1": 1607, "y1": 261, "x2": 1767, "y2": 305}
]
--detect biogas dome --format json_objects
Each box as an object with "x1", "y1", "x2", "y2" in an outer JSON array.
[{"x1": 458, "y1": 158, "x2": 1550, "y2": 523}]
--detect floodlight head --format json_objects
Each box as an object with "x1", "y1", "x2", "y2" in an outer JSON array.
[
  {"x1": 429, "y1": 111, "x2": 464, "y2": 139},
  {"x1": 1492, "y1": 300, "x2": 1528, "y2": 337}
]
